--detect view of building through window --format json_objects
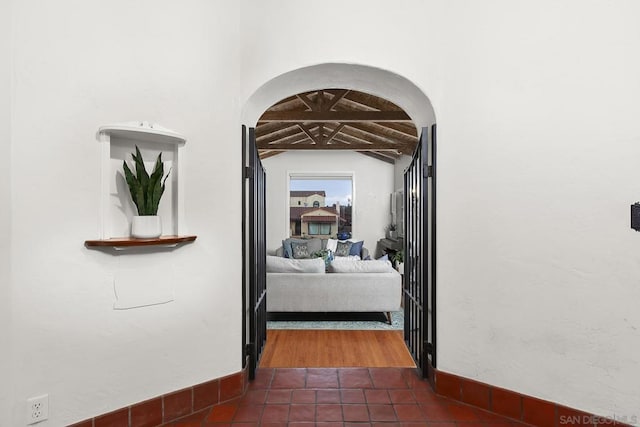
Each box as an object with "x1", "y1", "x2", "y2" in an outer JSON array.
[{"x1": 289, "y1": 178, "x2": 353, "y2": 239}]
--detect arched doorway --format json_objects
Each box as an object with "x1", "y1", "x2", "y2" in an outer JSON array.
[
  {"x1": 242, "y1": 63, "x2": 437, "y2": 382},
  {"x1": 242, "y1": 63, "x2": 435, "y2": 129}
]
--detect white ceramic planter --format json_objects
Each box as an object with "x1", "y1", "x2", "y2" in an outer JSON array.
[{"x1": 131, "y1": 215, "x2": 162, "y2": 239}]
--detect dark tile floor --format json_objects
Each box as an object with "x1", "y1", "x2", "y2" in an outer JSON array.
[{"x1": 162, "y1": 368, "x2": 530, "y2": 426}]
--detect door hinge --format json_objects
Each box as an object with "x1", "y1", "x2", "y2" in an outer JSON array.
[
  {"x1": 425, "y1": 165, "x2": 433, "y2": 178},
  {"x1": 245, "y1": 343, "x2": 253, "y2": 356},
  {"x1": 244, "y1": 166, "x2": 253, "y2": 179},
  {"x1": 425, "y1": 341, "x2": 434, "y2": 355}
]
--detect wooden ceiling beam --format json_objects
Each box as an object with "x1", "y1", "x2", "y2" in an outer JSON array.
[
  {"x1": 325, "y1": 89, "x2": 349, "y2": 111},
  {"x1": 256, "y1": 123, "x2": 299, "y2": 140},
  {"x1": 346, "y1": 122, "x2": 416, "y2": 145},
  {"x1": 373, "y1": 121, "x2": 418, "y2": 138},
  {"x1": 258, "y1": 111, "x2": 411, "y2": 122},
  {"x1": 267, "y1": 97, "x2": 307, "y2": 112},
  {"x1": 259, "y1": 142, "x2": 403, "y2": 151},
  {"x1": 256, "y1": 125, "x2": 304, "y2": 144},
  {"x1": 296, "y1": 94, "x2": 318, "y2": 111},
  {"x1": 330, "y1": 132, "x2": 373, "y2": 147},
  {"x1": 324, "y1": 123, "x2": 345, "y2": 145},
  {"x1": 357, "y1": 151, "x2": 396, "y2": 164},
  {"x1": 343, "y1": 91, "x2": 403, "y2": 112},
  {"x1": 317, "y1": 90, "x2": 325, "y2": 111},
  {"x1": 331, "y1": 134, "x2": 411, "y2": 154},
  {"x1": 259, "y1": 132, "x2": 310, "y2": 147},
  {"x1": 297, "y1": 123, "x2": 322, "y2": 145},
  {"x1": 259, "y1": 150, "x2": 286, "y2": 160},
  {"x1": 341, "y1": 124, "x2": 407, "y2": 147},
  {"x1": 255, "y1": 122, "x2": 292, "y2": 136}
]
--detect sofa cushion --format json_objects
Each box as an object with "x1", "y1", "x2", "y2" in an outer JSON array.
[
  {"x1": 335, "y1": 255, "x2": 361, "y2": 260},
  {"x1": 329, "y1": 259, "x2": 395, "y2": 273},
  {"x1": 266, "y1": 256, "x2": 326, "y2": 273}
]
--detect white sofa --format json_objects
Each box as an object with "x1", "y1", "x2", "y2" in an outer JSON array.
[{"x1": 266, "y1": 254, "x2": 402, "y2": 322}]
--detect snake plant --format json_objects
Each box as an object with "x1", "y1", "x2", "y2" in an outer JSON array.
[{"x1": 122, "y1": 146, "x2": 170, "y2": 216}]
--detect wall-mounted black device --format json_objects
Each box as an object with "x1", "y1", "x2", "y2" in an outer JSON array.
[{"x1": 631, "y1": 203, "x2": 640, "y2": 231}]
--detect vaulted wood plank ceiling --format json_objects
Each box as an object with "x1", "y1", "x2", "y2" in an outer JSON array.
[{"x1": 256, "y1": 89, "x2": 418, "y2": 164}]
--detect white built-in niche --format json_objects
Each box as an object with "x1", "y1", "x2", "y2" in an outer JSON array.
[{"x1": 86, "y1": 121, "x2": 194, "y2": 248}]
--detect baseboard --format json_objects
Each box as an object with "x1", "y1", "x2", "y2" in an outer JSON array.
[
  {"x1": 67, "y1": 366, "x2": 249, "y2": 427},
  {"x1": 435, "y1": 369, "x2": 635, "y2": 427}
]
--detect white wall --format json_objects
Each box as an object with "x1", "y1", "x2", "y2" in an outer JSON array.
[
  {"x1": 263, "y1": 151, "x2": 394, "y2": 255},
  {"x1": 240, "y1": 0, "x2": 640, "y2": 418},
  {"x1": 393, "y1": 154, "x2": 412, "y2": 193},
  {"x1": 434, "y1": 1, "x2": 640, "y2": 418},
  {"x1": 9, "y1": 1, "x2": 242, "y2": 425},
  {"x1": 0, "y1": 1, "x2": 13, "y2": 426}
]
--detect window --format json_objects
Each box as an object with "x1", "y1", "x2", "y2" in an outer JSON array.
[
  {"x1": 288, "y1": 174, "x2": 354, "y2": 239},
  {"x1": 308, "y1": 223, "x2": 331, "y2": 235}
]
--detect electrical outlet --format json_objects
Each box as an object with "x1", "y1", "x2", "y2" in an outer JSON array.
[{"x1": 26, "y1": 394, "x2": 48, "y2": 424}]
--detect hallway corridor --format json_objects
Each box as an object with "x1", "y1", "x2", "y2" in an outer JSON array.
[{"x1": 162, "y1": 367, "x2": 529, "y2": 426}]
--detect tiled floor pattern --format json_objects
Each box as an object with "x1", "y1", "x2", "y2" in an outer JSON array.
[{"x1": 162, "y1": 368, "x2": 530, "y2": 426}]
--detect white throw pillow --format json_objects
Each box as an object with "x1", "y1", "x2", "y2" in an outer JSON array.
[
  {"x1": 329, "y1": 259, "x2": 394, "y2": 273},
  {"x1": 266, "y1": 256, "x2": 325, "y2": 273}
]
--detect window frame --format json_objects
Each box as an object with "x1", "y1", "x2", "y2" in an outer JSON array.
[{"x1": 286, "y1": 171, "x2": 355, "y2": 238}]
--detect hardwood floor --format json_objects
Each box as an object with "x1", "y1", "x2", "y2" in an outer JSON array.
[{"x1": 260, "y1": 329, "x2": 416, "y2": 368}]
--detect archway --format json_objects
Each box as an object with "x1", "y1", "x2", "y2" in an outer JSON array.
[
  {"x1": 242, "y1": 63, "x2": 437, "y2": 379},
  {"x1": 242, "y1": 63, "x2": 435, "y2": 129}
]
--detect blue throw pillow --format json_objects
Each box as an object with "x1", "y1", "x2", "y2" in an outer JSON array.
[
  {"x1": 377, "y1": 254, "x2": 389, "y2": 261},
  {"x1": 349, "y1": 240, "x2": 364, "y2": 257}
]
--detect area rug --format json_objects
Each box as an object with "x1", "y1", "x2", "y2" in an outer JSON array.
[{"x1": 267, "y1": 311, "x2": 403, "y2": 330}]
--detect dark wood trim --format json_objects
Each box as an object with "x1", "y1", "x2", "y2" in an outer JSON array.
[
  {"x1": 84, "y1": 235, "x2": 196, "y2": 248},
  {"x1": 258, "y1": 111, "x2": 411, "y2": 122},
  {"x1": 260, "y1": 141, "x2": 403, "y2": 151}
]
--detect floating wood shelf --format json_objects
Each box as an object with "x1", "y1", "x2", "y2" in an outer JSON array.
[{"x1": 85, "y1": 235, "x2": 197, "y2": 249}]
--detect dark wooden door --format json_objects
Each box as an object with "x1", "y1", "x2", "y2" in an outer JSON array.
[
  {"x1": 242, "y1": 125, "x2": 267, "y2": 380},
  {"x1": 404, "y1": 125, "x2": 437, "y2": 383}
]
